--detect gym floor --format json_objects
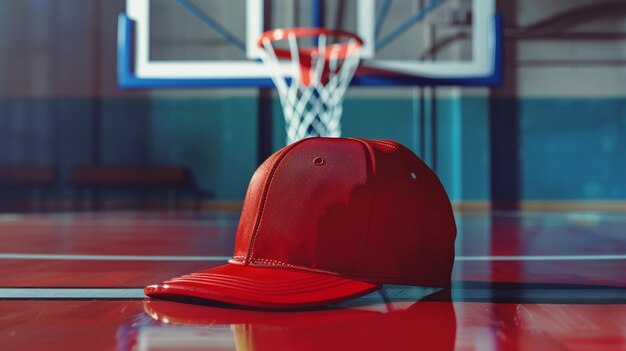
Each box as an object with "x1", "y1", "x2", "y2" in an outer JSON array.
[{"x1": 1, "y1": 210, "x2": 624, "y2": 350}]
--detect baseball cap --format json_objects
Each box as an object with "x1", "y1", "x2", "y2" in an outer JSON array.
[{"x1": 145, "y1": 137, "x2": 456, "y2": 309}]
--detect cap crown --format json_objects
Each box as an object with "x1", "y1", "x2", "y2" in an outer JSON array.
[{"x1": 230, "y1": 138, "x2": 456, "y2": 287}]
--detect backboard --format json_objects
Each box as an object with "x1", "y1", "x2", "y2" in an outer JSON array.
[{"x1": 118, "y1": 0, "x2": 501, "y2": 88}]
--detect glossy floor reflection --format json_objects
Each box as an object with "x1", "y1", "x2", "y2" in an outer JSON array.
[
  {"x1": 1, "y1": 298, "x2": 624, "y2": 351},
  {"x1": 139, "y1": 298, "x2": 457, "y2": 351},
  {"x1": 137, "y1": 298, "x2": 626, "y2": 351},
  {"x1": 0, "y1": 210, "x2": 625, "y2": 350}
]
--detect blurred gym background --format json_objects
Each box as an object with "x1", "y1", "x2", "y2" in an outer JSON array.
[{"x1": 0, "y1": 0, "x2": 625, "y2": 212}]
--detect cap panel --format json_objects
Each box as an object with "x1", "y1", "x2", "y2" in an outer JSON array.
[
  {"x1": 359, "y1": 141, "x2": 456, "y2": 287},
  {"x1": 249, "y1": 138, "x2": 374, "y2": 274},
  {"x1": 232, "y1": 143, "x2": 299, "y2": 262}
]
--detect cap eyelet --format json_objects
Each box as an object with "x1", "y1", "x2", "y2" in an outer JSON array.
[
  {"x1": 313, "y1": 157, "x2": 325, "y2": 166},
  {"x1": 410, "y1": 172, "x2": 417, "y2": 181}
]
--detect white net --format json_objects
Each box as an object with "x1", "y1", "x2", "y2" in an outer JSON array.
[{"x1": 258, "y1": 30, "x2": 362, "y2": 144}]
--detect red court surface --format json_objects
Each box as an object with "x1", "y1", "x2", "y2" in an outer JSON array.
[{"x1": 0, "y1": 211, "x2": 625, "y2": 350}]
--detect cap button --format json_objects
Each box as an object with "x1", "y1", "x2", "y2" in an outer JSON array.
[{"x1": 313, "y1": 157, "x2": 325, "y2": 166}]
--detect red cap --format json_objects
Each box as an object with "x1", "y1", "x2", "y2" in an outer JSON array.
[{"x1": 145, "y1": 138, "x2": 456, "y2": 308}]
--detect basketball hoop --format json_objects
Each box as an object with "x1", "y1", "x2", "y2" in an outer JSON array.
[{"x1": 257, "y1": 27, "x2": 363, "y2": 144}]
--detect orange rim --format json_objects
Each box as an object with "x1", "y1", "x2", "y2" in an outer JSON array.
[{"x1": 257, "y1": 27, "x2": 363, "y2": 61}]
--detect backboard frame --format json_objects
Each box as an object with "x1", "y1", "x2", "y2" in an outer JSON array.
[{"x1": 118, "y1": 0, "x2": 502, "y2": 88}]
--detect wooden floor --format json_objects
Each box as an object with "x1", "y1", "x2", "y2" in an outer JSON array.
[{"x1": 0, "y1": 210, "x2": 625, "y2": 350}]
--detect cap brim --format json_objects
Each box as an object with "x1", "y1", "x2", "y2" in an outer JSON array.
[
  {"x1": 145, "y1": 264, "x2": 379, "y2": 309},
  {"x1": 143, "y1": 299, "x2": 380, "y2": 326}
]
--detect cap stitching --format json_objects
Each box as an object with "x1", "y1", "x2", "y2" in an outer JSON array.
[
  {"x1": 250, "y1": 258, "x2": 348, "y2": 277},
  {"x1": 246, "y1": 138, "x2": 315, "y2": 262},
  {"x1": 250, "y1": 258, "x2": 300, "y2": 268},
  {"x1": 250, "y1": 257, "x2": 425, "y2": 281}
]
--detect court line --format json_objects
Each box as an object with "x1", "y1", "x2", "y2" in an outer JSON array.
[
  {"x1": 0, "y1": 253, "x2": 231, "y2": 261},
  {"x1": 0, "y1": 253, "x2": 625, "y2": 261},
  {"x1": 0, "y1": 287, "x2": 435, "y2": 302},
  {"x1": 3, "y1": 287, "x2": 625, "y2": 303},
  {"x1": 0, "y1": 286, "x2": 428, "y2": 300},
  {"x1": 456, "y1": 255, "x2": 626, "y2": 261},
  {"x1": 0, "y1": 288, "x2": 145, "y2": 299}
]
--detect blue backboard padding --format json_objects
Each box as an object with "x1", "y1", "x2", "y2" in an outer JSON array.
[{"x1": 117, "y1": 13, "x2": 503, "y2": 88}]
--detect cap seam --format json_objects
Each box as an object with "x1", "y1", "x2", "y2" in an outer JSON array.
[
  {"x1": 230, "y1": 255, "x2": 246, "y2": 263},
  {"x1": 246, "y1": 138, "x2": 316, "y2": 263},
  {"x1": 369, "y1": 141, "x2": 397, "y2": 149},
  {"x1": 349, "y1": 138, "x2": 378, "y2": 283}
]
